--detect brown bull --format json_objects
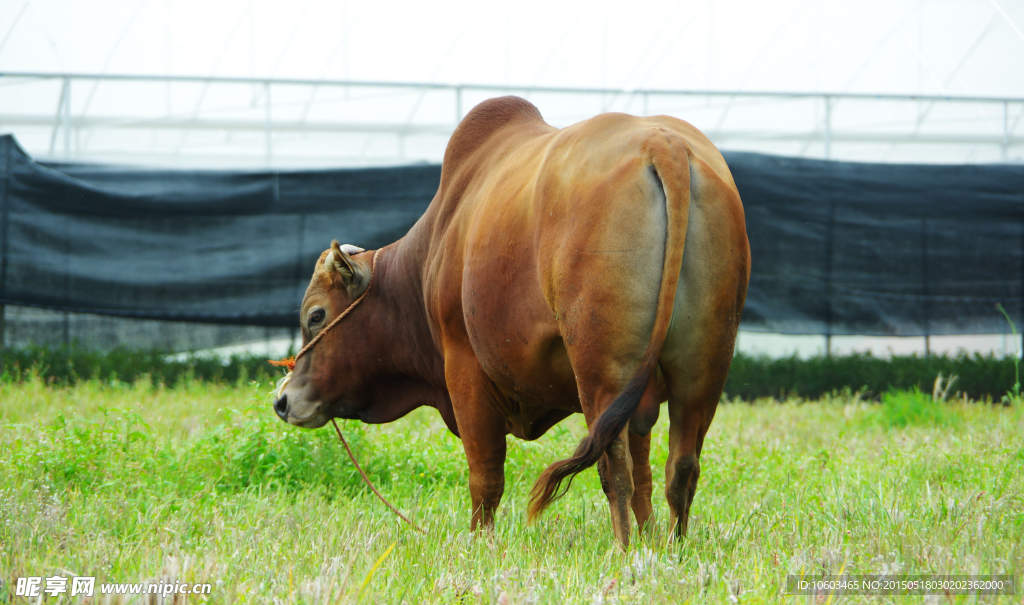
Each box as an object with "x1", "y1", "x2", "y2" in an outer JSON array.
[{"x1": 273, "y1": 96, "x2": 749, "y2": 547}]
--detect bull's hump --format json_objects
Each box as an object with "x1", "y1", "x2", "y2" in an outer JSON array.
[
  {"x1": 442, "y1": 96, "x2": 546, "y2": 172},
  {"x1": 458, "y1": 96, "x2": 543, "y2": 135}
]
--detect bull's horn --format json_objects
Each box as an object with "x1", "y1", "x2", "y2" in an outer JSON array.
[{"x1": 339, "y1": 244, "x2": 365, "y2": 255}]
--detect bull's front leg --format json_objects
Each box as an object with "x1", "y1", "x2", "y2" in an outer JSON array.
[
  {"x1": 458, "y1": 404, "x2": 507, "y2": 529},
  {"x1": 445, "y1": 356, "x2": 508, "y2": 530}
]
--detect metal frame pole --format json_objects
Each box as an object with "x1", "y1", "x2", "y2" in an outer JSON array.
[
  {"x1": 824, "y1": 95, "x2": 832, "y2": 160},
  {"x1": 49, "y1": 79, "x2": 69, "y2": 156},
  {"x1": 1004, "y1": 100, "x2": 1010, "y2": 162},
  {"x1": 265, "y1": 81, "x2": 272, "y2": 168},
  {"x1": 455, "y1": 86, "x2": 463, "y2": 125},
  {"x1": 62, "y1": 77, "x2": 71, "y2": 158}
]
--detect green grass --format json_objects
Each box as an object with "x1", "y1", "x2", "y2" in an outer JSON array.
[{"x1": 1, "y1": 377, "x2": 1022, "y2": 603}]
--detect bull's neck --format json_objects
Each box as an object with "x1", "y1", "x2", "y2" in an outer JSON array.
[{"x1": 368, "y1": 241, "x2": 445, "y2": 390}]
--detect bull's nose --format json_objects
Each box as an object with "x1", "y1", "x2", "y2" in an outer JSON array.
[{"x1": 274, "y1": 394, "x2": 289, "y2": 420}]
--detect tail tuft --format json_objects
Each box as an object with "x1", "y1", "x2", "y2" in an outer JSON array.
[{"x1": 526, "y1": 364, "x2": 652, "y2": 522}]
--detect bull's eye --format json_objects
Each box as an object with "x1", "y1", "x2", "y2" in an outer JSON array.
[{"x1": 308, "y1": 308, "x2": 326, "y2": 327}]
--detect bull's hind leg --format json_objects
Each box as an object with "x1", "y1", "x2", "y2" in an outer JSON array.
[
  {"x1": 628, "y1": 377, "x2": 661, "y2": 533},
  {"x1": 628, "y1": 431, "x2": 654, "y2": 532},
  {"x1": 560, "y1": 336, "x2": 666, "y2": 548},
  {"x1": 581, "y1": 383, "x2": 662, "y2": 546},
  {"x1": 664, "y1": 391, "x2": 716, "y2": 537},
  {"x1": 660, "y1": 294, "x2": 743, "y2": 538},
  {"x1": 595, "y1": 426, "x2": 634, "y2": 546},
  {"x1": 558, "y1": 306, "x2": 662, "y2": 548},
  {"x1": 660, "y1": 310, "x2": 740, "y2": 537}
]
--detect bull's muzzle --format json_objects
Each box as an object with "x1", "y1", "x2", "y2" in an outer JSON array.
[
  {"x1": 273, "y1": 394, "x2": 289, "y2": 420},
  {"x1": 272, "y1": 379, "x2": 329, "y2": 427}
]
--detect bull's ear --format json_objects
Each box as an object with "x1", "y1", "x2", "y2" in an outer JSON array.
[{"x1": 328, "y1": 240, "x2": 372, "y2": 298}]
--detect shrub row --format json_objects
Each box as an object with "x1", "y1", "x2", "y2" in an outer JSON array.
[
  {"x1": 724, "y1": 352, "x2": 1019, "y2": 401},
  {"x1": 0, "y1": 345, "x2": 282, "y2": 387},
  {"x1": 1, "y1": 345, "x2": 1018, "y2": 400}
]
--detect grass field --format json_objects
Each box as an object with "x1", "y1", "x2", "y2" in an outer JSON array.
[{"x1": 1, "y1": 374, "x2": 1022, "y2": 604}]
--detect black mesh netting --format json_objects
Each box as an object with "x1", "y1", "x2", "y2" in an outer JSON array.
[{"x1": 1, "y1": 134, "x2": 1023, "y2": 351}]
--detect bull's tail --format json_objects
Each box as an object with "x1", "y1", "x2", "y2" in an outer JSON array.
[{"x1": 527, "y1": 132, "x2": 692, "y2": 522}]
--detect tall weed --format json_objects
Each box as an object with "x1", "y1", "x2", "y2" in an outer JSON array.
[{"x1": 873, "y1": 388, "x2": 954, "y2": 428}]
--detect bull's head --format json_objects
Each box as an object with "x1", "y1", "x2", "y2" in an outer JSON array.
[{"x1": 273, "y1": 240, "x2": 374, "y2": 428}]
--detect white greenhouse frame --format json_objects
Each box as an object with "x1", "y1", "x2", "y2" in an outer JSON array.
[{"x1": 1, "y1": 72, "x2": 1021, "y2": 168}]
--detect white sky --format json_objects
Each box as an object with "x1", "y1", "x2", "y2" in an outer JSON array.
[
  {"x1": 2, "y1": 0, "x2": 1023, "y2": 96},
  {"x1": 0, "y1": 0, "x2": 1022, "y2": 167}
]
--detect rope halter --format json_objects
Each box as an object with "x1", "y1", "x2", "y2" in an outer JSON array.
[{"x1": 273, "y1": 247, "x2": 382, "y2": 400}]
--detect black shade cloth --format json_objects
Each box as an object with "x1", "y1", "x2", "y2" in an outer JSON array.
[
  {"x1": 0, "y1": 136, "x2": 437, "y2": 328},
  {"x1": 1, "y1": 134, "x2": 1023, "y2": 336},
  {"x1": 731, "y1": 152, "x2": 1024, "y2": 335}
]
